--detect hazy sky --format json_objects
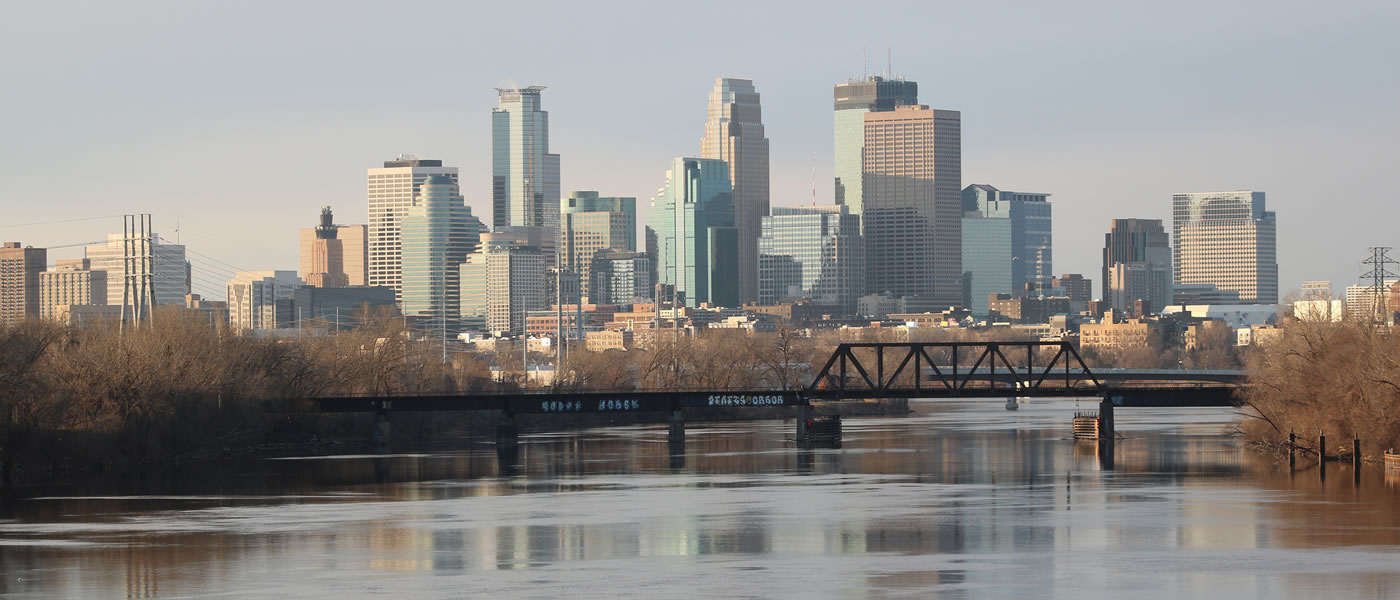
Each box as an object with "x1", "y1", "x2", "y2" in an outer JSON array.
[{"x1": 3, "y1": 1, "x2": 1397, "y2": 301}]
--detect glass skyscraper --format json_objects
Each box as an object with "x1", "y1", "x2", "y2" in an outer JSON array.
[
  {"x1": 645, "y1": 158, "x2": 739, "y2": 308},
  {"x1": 757, "y1": 205, "x2": 863, "y2": 314},
  {"x1": 833, "y1": 76, "x2": 918, "y2": 219},
  {"x1": 961, "y1": 184, "x2": 1053, "y2": 299},
  {"x1": 492, "y1": 86, "x2": 560, "y2": 233},
  {"x1": 400, "y1": 175, "x2": 482, "y2": 336},
  {"x1": 701, "y1": 77, "x2": 769, "y2": 305},
  {"x1": 366, "y1": 156, "x2": 458, "y2": 302}
]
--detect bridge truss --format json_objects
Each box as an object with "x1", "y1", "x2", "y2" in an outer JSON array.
[{"x1": 806, "y1": 341, "x2": 1102, "y2": 399}]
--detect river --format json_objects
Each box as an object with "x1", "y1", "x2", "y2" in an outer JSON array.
[{"x1": 2, "y1": 398, "x2": 1399, "y2": 598}]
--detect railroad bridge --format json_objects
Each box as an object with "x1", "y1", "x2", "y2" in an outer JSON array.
[{"x1": 312, "y1": 341, "x2": 1244, "y2": 459}]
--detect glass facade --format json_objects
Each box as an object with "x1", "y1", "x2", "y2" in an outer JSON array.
[
  {"x1": 960, "y1": 215, "x2": 1012, "y2": 316},
  {"x1": 400, "y1": 175, "x2": 482, "y2": 336},
  {"x1": 757, "y1": 205, "x2": 863, "y2": 314},
  {"x1": 492, "y1": 86, "x2": 560, "y2": 233},
  {"x1": 701, "y1": 78, "x2": 769, "y2": 304},
  {"x1": 832, "y1": 76, "x2": 918, "y2": 219},
  {"x1": 645, "y1": 158, "x2": 738, "y2": 308},
  {"x1": 961, "y1": 184, "x2": 1053, "y2": 298},
  {"x1": 590, "y1": 251, "x2": 653, "y2": 305}
]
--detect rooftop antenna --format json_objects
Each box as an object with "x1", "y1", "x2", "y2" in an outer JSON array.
[
  {"x1": 863, "y1": 46, "x2": 868, "y2": 79},
  {"x1": 887, "y1": 47, "x2": 892, "y2": 78},
  {"x1": 811, "y1": 153, "x2": 817, "y2": 206}
]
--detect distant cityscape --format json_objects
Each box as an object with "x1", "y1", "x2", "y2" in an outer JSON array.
[{"x1": 2, "y1": 75, "x2": 1396, "y2": 359}]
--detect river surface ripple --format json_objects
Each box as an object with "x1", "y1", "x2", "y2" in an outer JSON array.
[{"x1": 2, "y1": 399, "x2": 1399, "y2": 599}]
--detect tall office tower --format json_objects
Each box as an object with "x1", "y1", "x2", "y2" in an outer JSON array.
[
  {"x1": 960, "y1": 209, "x2": 1011, "y2": 316},
  {"x1": 400, "y1": 175, "x2": 483, "y2": 337},
  {"x1": 833, "y1": 76, "x2": 918, "y2": 216},
  {"x1": 1172, "y1": 191, "x2": 1278, "y2": 304},
  {"x1": 645, "y1": 158, "x2": 739, "y2": 308},
  {"x1": 590, "y1": 251, "x2": 653, "y2": 305},
  {"x1": 1102, "y1": 218, "x2": 1172, "y2": 314},
  {"x1": 39, "y1": 258, "x2": 107, "y2": 321},
  {"x1": 757, "y1": 205, "x2": 864, "y2": 314},
  {"x1": 492, "y1": 86, "x2": 561, "y2": 233},
  {"x1": 862, "y1": 105, "x2": 962, "y2": 306},
  {"x1": 300, "y1": 208, "x2": 367, "y2": 287},
  {"x1": 367, "y1": 155, "x2": 458, "y2": 301},
  {"x1": 226, "y1": 270, "x2": 304, "y2": 331},
  {"x1": 85, "y1": 233, "x2": 187, "y2": 308},
  {"x1": 471, "y1": 230, "x2": 548, "y2": 336},
  {"x1": 561, "y1": 191, "x2": 636, "y2": 301},
  {"x1": 0, "y1": 242, "x2": 47, "y2": 325},
  {"x1": 1051, "y1": 274, "x2": 1093, "y2": 303},
  {"x1": 700, "y1": 77, "x2": 770, "y2": 304},
  {"x1": 961, "y1": 184, "x2": 1053, "y2": 296}
]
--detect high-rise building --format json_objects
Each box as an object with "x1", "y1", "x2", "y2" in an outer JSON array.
[
  {"x1": 400, "y1": 175, "x2": 483, "y2": 337},
  {"x1": 300, "y1": 207, "x2": 366, "y2": 287},
  {"x1": 85, "y1": 233, "x2": 187, "y2": 309},
  {"x1": 367, "y1": 155, "x2": 458, "y2": 301},
  {"x1": 700, "y1": 77, "x2": 769, "y2": 304},
  {"x1": 1301, "y1": 280, "x2": 1332, "y2": 300},
  {"x1": 473, "y1": 230, "x2": 549, "y2": 337},
  {"x1": 1102, "y1": 218, "x2": 1172, "y2": 315},
  {"x1": 590, "y1": 251, "x2": 653, "y2": 305},
  {"x1": 862, "y1": 105, "x2": 962, "y2": 307},
  {"x1": 561, "y1": 191, "x2": 635, "y2": 301},
  {"x1": 833, "y1": 76, "x2": 918, "y2": 214},
  {"x1": 492, "y1": 86, "x2": 560, "y2": 232},
  {"x1": 960, "y1": 211, "x2": 1011, "y2": 316},
  {"x1": 227, "y1": 270, "x2": 303, "y2": 332},
  {"x1": 757, "y1": 205, "x2": 864, "y2": 314},
  {"x1": 0, "y1": 242, "x2": 46, "y2": 325},
  {"x1": 1051, "y1": 274, "x2": 1094, "y2": 304},
  {"x1": 39, "y1": 258, "x2": 107, "y2": 321},
  {"x1": 1345, "y1": 282, "x2": 1397, "y2": 321},
  {"x1": 961, "y1": 184, "x2": 1053, "y2": 296},
  {"x1": 645, "y1": 158, "x2": 739, "y2": 308},
  {"x1": 1172, "y1": 191, "x2": 1278, "y2": 304}
]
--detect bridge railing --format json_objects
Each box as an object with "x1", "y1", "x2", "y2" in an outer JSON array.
[{"x1": 806, "y1": 341, "x2": 1101, "y2": 397}]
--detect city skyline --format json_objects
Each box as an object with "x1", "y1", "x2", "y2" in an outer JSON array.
[{"x1": 4, "y1": 3, "x2": 1398, "y2": 299}]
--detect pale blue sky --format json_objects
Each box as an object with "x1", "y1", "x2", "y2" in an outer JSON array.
[{"x1": 2, "y1": 1, "x2": 1397, "y2": 300}]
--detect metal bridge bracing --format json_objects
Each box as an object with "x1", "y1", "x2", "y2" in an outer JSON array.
[{"x1": 806, "y1": 341, "x2": 1102, "y2": 399}]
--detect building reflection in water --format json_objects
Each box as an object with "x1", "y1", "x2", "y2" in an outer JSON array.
[{"x1": 1, "y1": 400, "x2": 1399, "y2": 597}]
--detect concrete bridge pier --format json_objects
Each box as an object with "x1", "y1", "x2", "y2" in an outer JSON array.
[
  {"x1": 1098, "y1": 396, "x2": 1115, "y2": 469},
  {"x1": 795, "y1": 405, "x2": 812, "y2": 441},
  {"x1": 372, "y1": 402, "x2": 391, "y2": 450},
  {"x1": 495, "y1": 410, "x2": 519, "y2": 449},
  {"x1": 668, "y1": 409, "x2": 686, "y2": 453}
]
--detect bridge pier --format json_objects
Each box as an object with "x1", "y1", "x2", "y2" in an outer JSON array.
[
  {"x1": 372, "y1": 402, "x2": 391, "y2": 450},
  {"x1": 668, "y1": 409, "x2": 685, "y2": 454},
  {"x1": 495, "y1": 410, "x2": 518, "y2": 449},
  {"x1": 795, "y1": 405, "x2": 812, "y2": 441},
  {"x1": 1098, "y1": 396, "x2": 1115, "y2": 469}
]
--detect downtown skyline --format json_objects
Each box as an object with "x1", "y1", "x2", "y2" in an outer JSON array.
[{"x1": 4, "y1": 2, "x2": 1398, "y2": 298}]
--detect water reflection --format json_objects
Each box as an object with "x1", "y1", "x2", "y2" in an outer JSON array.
[{"x1": 1, "y1": 399, "x2": 1399, "y2": 598}]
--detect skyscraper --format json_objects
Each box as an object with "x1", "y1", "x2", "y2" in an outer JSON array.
[
  {"x1": 84, "y1": 233, "x2": 187, "y2": 308},
  {"x1": 561, "y1": 191, "x2": 635, "y2": 301},
  {"x1": 492, "y1": 86, "x2": 560, "y2": 232},
  {"x1": 645, "y1": 158, "x2": 739, "y2": 308},
  {"x1": 862, "y1": 105, "x2": 962, "y2": 306},
  {"x1": 300, "y1": 208, "x2": 366, "y2": 287},
  {"x1": 960, "y1": 210, "x2": 1011, "y2": 316},
  {"x1": 1102, "y1": 218, "x2": 1172, "y2": 314},
  {"x1": 470, "y1": 230, "x2": 549, "y2": 337},
  {"x1": 400, "y1": 175, "x2": 483, "y2": 336},
  {"x1": 0, "y1": 242, "x2": 46, "y2": 325},
  {"x1": 1172, "y1": 191, "x2": 1278, "y2": 304},
  {"x1": 700, "y1": 77, "x2": 769, "y2": 304},
  {"x1": 227, "y1": 270, "x2": 303, "y2": 331},
  {"x1": 833, "y1": 76, "x2": 918, "y2": 215},
  {"x1": 961, "y1": 184, "x2": 1053, "y2": 296},
  {"x1": 367, "y1": 155, "x2": 458, "y2": 301},
  {"x1": 757, "y1": 205, "x2": 864, "y2": 314}
]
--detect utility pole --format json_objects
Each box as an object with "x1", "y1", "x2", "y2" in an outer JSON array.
[{"x1": 1362, "y1": 247, "x2": 1398, "y2": 324}]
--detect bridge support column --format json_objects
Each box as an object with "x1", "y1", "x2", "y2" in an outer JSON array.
[
  {"x1": 496, "y1": 410, "x2": 518, "y2": 449},
  {"x1": 1098, "y1": 396, "x2": 1115, "y2": 470},
  {"x1": 372, "y1": 402, "x2": 391, "y2": 450},
  {"x1": 795, "y1": 405, "x2": 812, "y2": 441},
  {"x1": 668, "y1": 409, "x2": 685, "y2": 453}
]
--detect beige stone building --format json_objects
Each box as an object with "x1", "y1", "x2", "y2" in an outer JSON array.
[
  {"x1": 39, "y1": 258, "x2": 107, "y2": 321},
  {"x1": 1172, "y1": 191, "x2": 1278, "y2": 304},
  {"x1": 299, "y1": 207, "x2": 366, "y2": 287},
  {"x1": 701, "y1": 78, "x2": 769, "y2": 305},
  {"x1": 586, "y1": 329, "x2": 633, "y2": 352},
  {"x1": 1, "y1": 242, "x2": 47, "y2": 324},
  {"x1": 1080, "y1": 312, "x2": 1154, "y2": 351}
]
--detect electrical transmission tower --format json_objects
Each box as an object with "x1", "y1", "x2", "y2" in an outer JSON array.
[
  {"x1": 1361, "y1": 247, "x2": 1398, "y2": 323},
  {"x1": 120, "y1": 214, "x2": 156, "y2": 334}
]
